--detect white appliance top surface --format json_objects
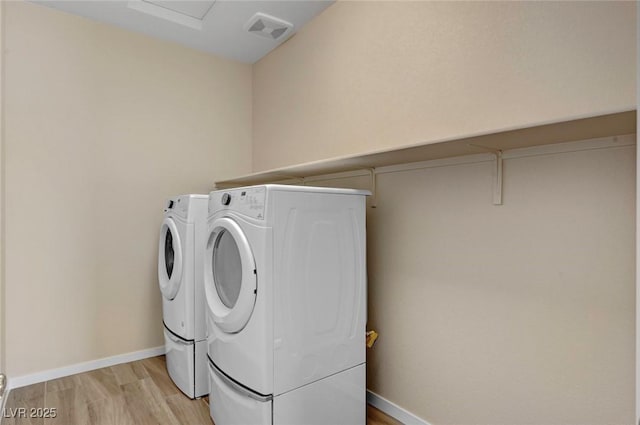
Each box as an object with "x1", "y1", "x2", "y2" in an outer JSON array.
[
  {"x1": 166, "y1": 194, "x2": 209, "y2": 221},
  {"x1": 214, "y1": 184, "x2": 371, "y2": 196},
  {"x1": 176, "y1": 194, "x2": 209, "y2": 200},
  {"x1": 30, "y1": 0, "x2": 334, "y2": 64}
]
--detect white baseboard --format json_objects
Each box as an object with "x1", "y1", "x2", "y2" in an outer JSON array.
[
  {"x1": 7, "y1": 345, "x2": 165, "y2": 390},
  {"x1": 367, "y1": 390, "x2": 431, "y2": 425}
]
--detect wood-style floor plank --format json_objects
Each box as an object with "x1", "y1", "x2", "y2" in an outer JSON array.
[
  {"x1": 82, "y1": 395, "x2": 135, "y2": 425},
  {"x1": 3, "y1": 356, "x2": 401, "y2": 425},
  {"x1": 110, "y1": 361, "x2": 149, "y2": 386},
  {"x1": 164, "y1": 393, "x2": 211, "y2": 425},
  {"x1": 366, "y1": 405, "x2": 404, "y2": 425},
  {"x1": 45, "y1": 375, "x2": 77, "y2": 394},
  {"x1": 73, "y1": 368, "x2": 121, "y2": 405},
  {"x1": 6, "y1": 384, "x2": 45, "y2": 404},
  {"x1": 121, "y1": 377, "x2": 180, "y2": 425},
  {"x1": 137, "y1": 356, "x2": 181, "y2": 398},
  {"x1": 2, "y1": 383, "x2": 45, "y2": 425},
  {"x1": 44, "y1": 387, "x2": 90, "y2": 425}
]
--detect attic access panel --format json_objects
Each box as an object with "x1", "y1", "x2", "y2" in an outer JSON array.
[
  {"x1": 128, "y1": 0, "x2": 216, "y2": 30},
  {"x1": 143, "y1": 1, "x2": 216, "y2": 19}
]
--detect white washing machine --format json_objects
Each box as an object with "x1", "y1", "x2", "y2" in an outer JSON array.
[
  {"x1": 158, "y1": 194, "x2": 209, "y2": 399},
  {"x1": 204, "y1": 185, "x2": 369, "y2": 425}
]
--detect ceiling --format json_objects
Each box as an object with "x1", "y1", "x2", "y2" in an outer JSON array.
[{"x1": 30, "y1": 0, "x2": 335, "y2": 63}]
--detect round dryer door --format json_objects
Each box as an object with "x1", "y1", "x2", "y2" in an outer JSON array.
[
  {"x1": 158, "y1": 217, "x2": 183, "y2": 300},
  {"x1": 204, "y1": 217, "x2": 257, "y2": 333}
]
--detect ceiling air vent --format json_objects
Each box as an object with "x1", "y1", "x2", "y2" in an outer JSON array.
[{"x1": 245, "y1": 13, "x2": 294, "y2": 41}]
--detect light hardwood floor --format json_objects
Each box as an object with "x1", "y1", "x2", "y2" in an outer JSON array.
[{"x1": 1, "y1": 356, "x2": 402, "y2": 425}]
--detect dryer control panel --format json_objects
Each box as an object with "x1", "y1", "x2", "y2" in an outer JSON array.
[{"x1": 211, "y1": 186, "x2": 266, "y2": 220}]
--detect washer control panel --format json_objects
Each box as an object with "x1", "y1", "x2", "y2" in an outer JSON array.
[{"x1": 212, "y1": 186, "x2": 266, "y2": 220}]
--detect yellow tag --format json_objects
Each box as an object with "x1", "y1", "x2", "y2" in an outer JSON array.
[{"x1": 366, "y1": 330, "x2": 378, "y2": 348}]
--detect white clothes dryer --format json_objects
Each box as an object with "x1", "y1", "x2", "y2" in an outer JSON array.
[
  {"x1": 204, "y1": 185, "x2": 369, "y2": 425},
  {"x1": 158, "y1": 194, "x2": 208, "y2": 399}
]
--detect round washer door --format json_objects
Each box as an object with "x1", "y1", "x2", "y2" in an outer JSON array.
[
  {"x1": 204, "y1": 217, "x2": 257, "y2": 333},
  {"x1": 158, "y1": 217, "x2": 183, "y2": 300}
]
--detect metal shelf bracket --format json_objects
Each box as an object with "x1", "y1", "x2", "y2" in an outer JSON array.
[
  {"x1": 368, "y1": 168, "x2": 377, "y2": 208},
  {"x1": 468, "y1": 144, "x2": 503, "y2": 206},
  {"x1": 493, "y1": 150, "x2": 503, "y2": 206}
]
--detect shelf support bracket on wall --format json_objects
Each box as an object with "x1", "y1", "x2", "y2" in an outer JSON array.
[
  {"x1": 493, "y1": 150, "x2": 503, "y2": 206},
  {"x1": 368, "y1": 168, "x2": 377, "y2": 208},
  {"x1": 468, "y1": 144, "x2": 503, "y2": 206}
]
